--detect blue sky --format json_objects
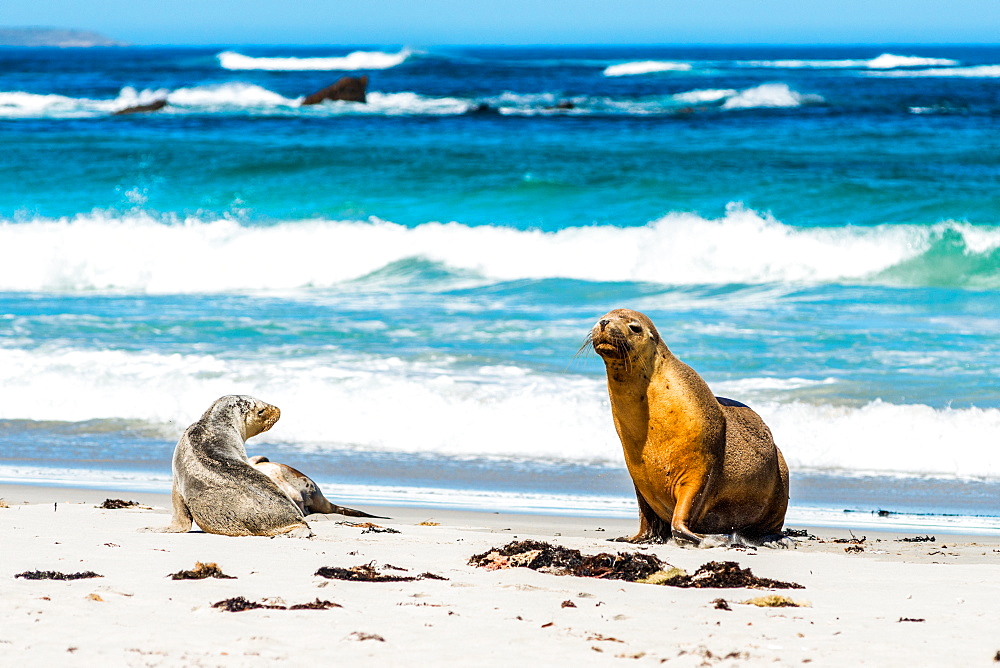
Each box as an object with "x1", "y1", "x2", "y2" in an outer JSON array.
[{"x1": 5, "y1": 0, "x2": 999, "y2": 45}]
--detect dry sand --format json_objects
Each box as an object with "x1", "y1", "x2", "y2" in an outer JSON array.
[{"x1": 1, "y1": 483, "x2": 998, "y2": 667}]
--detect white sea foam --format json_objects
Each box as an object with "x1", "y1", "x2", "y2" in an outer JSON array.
[
  {"x1": 761, "y1": 400, "x2": 1000, "y2": 479},
  {"x1": 672, "y1": 88, "x2": 736, "y2": 104},
  {"x1": 0, "y1": 84, "x2": 467, "y2": 118},
  {"x1": 308, "y1": 91, "x2": 471, "y2": 115},
  {"x1": 870, "y1": 65, "x2": 1000, "y2": 78},
  {"x1": 720, "y1": 83, "x2": 823, "y2": 109},
  {"x1": 0, "y1": 346, "x2": 997, "y2": 479},
  {"x1": 743, "y1": 53, "x2": 959, "y2": 70},
  {"x1": 217, "y1": 49, "x2": 411, "y2": 71},
  {"x1": 603, "y1": 60, "x2": 692, "y2": 76},
  {"x1": 1, "y1": 206, "x2": 997, "y2": 293},
  {"x1": 669, "y1": 83, "x2": 822, "y2": 110},
  {"x1": 0, "y1": 347, "x2": 619, "y2": 463}
]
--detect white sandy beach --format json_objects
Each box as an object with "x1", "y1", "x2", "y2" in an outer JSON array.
[{"x1": 1, "y1": 483, "x2": 998, "y2": 667}]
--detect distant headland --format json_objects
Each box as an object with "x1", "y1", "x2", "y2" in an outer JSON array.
[{"x1": 0, "y1": 27, "x2": 127, "y2": 47}]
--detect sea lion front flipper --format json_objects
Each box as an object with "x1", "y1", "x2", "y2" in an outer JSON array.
[
  {"x1": 614, "y1": 486, "x2": 670, "y2": 543},
  {"x1": 142, "y1": 486, "x2": 194, "y2": 533}
]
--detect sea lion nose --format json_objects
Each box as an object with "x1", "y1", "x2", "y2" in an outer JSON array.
[{"x1": 599, "y1": 319, "x2": 610, "y2": 331}]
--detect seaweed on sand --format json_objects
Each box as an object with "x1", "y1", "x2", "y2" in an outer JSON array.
[
  {"x1": 469, "y1": 541, "x2": 805, "y2": 589},
  {"x1": 169, "y1": 562, "x2": 236, "y2": 580},
  {"x1": 212, "y1": 596, "x2": 341, "y2": 612},
  {"x1": 468, "y1": 539, "x2": 666, "y2": 581},
  {"x1": 662, "y1": 561, "x2": 805, "y2": 590},
  {"x1": 315, "y1": 562, "x2": 447, "y2": 582},
  {"x1": 98, "y1": 499, "x2": 138, "y2": 509},
  {"x1": 15, "y1": 570, "x2": 102, "y2": 580}
]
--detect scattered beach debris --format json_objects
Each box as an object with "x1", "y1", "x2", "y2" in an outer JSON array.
[
  {"x1": 587, "y1": 634, "x2": 624, "y2": 643},
  {"x1": 676, "y1": 647, "x2": 747, "y2": 662},
  {"x1": 15, "y1": 570, "x2": 103, "y2": 580},
  {"x1": 419, "y1": 521, "x2": 441, "y2": 526},
  {"x1": 827, "y1": 532, "x2": 866, "y2": 545},
  {"x1": 382, "y1": 563, "x2": 408, "y2": 571},
  {"x1": 347, "y1": 631, "x2": 385, "y2": 642},
  {"x1": 289, "y1": 599, "x2": 342, "y2": 610},
  {"x1": 469, "y1": 540, "x2": 665, "y2": 581},
  {"x1": 469, "y1": 541, "x2": 803, "y2": 589},
  {"x1": 169, "y1": 562, "x2": 236, "y2": 580},
  {"x1": 712, "y1": 598, "x2": 731, "y2": 610},
  {"x1": 561, "y1": 599, "x2": 577, "y2": 608},
  {"x1": 87, "y1": 593, "x2": 104, "y2": 602},
  {"x1": 844, "y1": 545, "x2": 865, "y2": 554},
  {"x1": 212, "y1": 596, "x2": 340, "y2": 612},
  {"x1": 654, "y1": 561, "x2": 805, "y2": 589},
  {"x1": 898, "y1": 617, "x2": 925, "y2": 622},
  {"x1": 418, "y1": 571, "x2": 449, "y2": 581},
  {"x1": 336, "y1": 521, "x2": 401, "y2": 534},
  {"x1": 0, "y1": 498, "x2": 8, "y2": 508},
  {"x1": 315, "y1": 562, "x2": 446, "y2": 583},
  {"x1": 782, "y1": 528, "x2": 818, "y2": 540},
  {"x1": 741, "y1": 594, "x2": 809, "y2": 608},
  {"x1": 212, "y1": 597, "x2": 282, "y2": 612},
  {"x1": 897, "y1": 535, "x2": 935, "y2": 543},
  {"x1": 98, "y1": 499, "x2": 139, "y2": 509}
]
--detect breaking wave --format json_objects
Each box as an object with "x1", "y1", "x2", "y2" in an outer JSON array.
[
  {"x1": 743, "y1": 53, "x2": 960, "y2": 70},
  {"x1": 217, "y1": 49, "x2": 411, "y2": 71},
  {"x1": 0, "y1": 205, "x2": 996, "y2": 293},
  {"x1": 603, "y1": 60, "x2": 692, "y2": 76}
]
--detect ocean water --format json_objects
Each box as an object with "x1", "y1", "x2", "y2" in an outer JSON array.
[{"x1": 1, "y1": 45, "x2": 998, "y2": 532}]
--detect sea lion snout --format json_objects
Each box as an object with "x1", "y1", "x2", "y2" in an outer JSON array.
[
  {"x1": 256, "y1": 404, "x2": 280, "y2": 432},
  {"x1": 242, "y1": 400, "x2": 280, "y2": 438},
  {"x1": 590, "y1": 310, "x2": 647, "y2": 359}
]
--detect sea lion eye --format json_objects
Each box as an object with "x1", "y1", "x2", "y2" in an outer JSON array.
[
  {"x1": 628, "y1": 323, "x2": 643, "y2": 334},
  {"x1": 257, "y1": 409, "x2": 265, "y2": 417}
]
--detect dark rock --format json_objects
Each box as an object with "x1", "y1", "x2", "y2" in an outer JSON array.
[
  {"x1": 466, "y1": 102, "x2": 499, "y2": 115},
  {"x1": 113, "y1": 98, "x2": 167, "y2": 115},
  {"x1": 301, "y1": 76, "x2": 368, "y2": 105}
]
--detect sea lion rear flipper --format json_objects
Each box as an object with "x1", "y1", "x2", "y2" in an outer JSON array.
[
  {"x1": 308, "y1": 495, "x2": 388, "y2": 519},
  {"x1": 328, "y1": 504, "x2": 389, "y2": 519}
]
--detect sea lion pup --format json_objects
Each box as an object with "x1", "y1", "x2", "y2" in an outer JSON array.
[
  {"x1": 248, "y1": 456, "x2": 387, "y2": 519},
  {"x1": 587, "y1": 309, "x2": 789, "y2": 548},
  {"x1": 147, "y1": 395, "x2": 311, "y2": 537}
]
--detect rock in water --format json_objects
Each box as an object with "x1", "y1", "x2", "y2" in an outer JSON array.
[
  {"x1": 301, "y1": 76, "x2": 368, "y2": 105},
  {"x1": 113, "y1": 99, "x2": 167, "y2": 115}
]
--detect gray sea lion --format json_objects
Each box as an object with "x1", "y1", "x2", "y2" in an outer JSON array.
[
  {"x1": 248, "y1": 456, "x2": 387, "y2": 518},
  {"x1": 586, "y1": 309, "x2": 789, "y2": 547},
  {"x1": 147, "y1": 395, "x2": 311, "y2": 537}
]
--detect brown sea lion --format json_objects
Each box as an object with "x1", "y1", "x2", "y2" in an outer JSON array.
[
  {"x1": 145, "y1": 395, "x2": 311, "y2": 537},
  {"x1": 587, "y1": 309, "x2": 789, "y2": 547},
  {"x1": 248, "y1": 456, "x2": 387, "y2": 519}
]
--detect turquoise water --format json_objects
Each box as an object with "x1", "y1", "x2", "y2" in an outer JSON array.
[{"x1": 0, "y1": 45, "x2": 998, "y2": 530}]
